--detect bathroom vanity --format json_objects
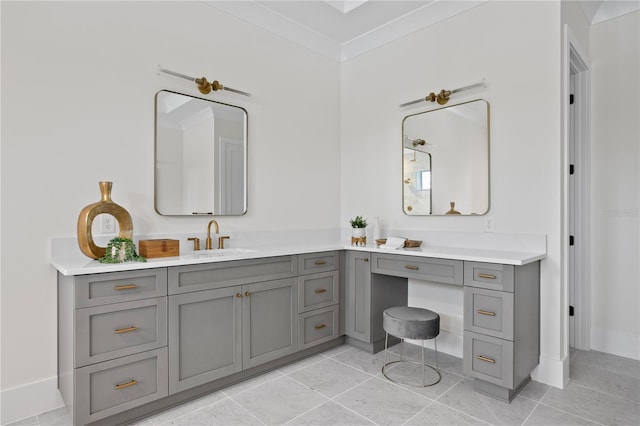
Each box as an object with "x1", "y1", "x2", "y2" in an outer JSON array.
[{"x1": 54, "y1": 242, "x2": 543, "y2": 425}]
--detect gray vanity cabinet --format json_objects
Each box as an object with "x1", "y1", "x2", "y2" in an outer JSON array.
[
  {"x1": 463, "y1": 261, "x2": 540, "y2": 402},
  {"x1": 167, "y1": 257, "x2": 298, "y2": 393},
  {"x1": 57, "y1": 253, "x2": 345, "y2": 424},
  {"x1": 297, "y1": 251, "x2": 340, "y2": 349},
  {"x1": 58, "y1": 268, "x2": 169, "y2": 426}
]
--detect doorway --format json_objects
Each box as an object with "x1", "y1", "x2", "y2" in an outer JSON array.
[{"x1": 565, "y1": 28, "x2": 591, "y2": 352}]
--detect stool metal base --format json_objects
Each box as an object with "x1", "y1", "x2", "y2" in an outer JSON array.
[{"x1": 381, "y1": 334, "x2": 441, "y2": 387}]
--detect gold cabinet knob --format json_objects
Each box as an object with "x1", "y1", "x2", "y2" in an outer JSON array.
[
  {"x1": 236, "y1": 293, "x2": 242, "y2": 298},
  {"x1": 244, "y1": 291, "x2": 251, "y2": 297}
]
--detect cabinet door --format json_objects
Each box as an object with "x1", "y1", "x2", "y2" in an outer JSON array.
[
  {"x1": 168, "y1": 287, "x2": 242, "y2": 393},
  {"x1": 344, "y1": 251, "x2": 371, "y2": 343},
  {"x1": 242, "y1": 278, "x2": 297, "y2": 369}
]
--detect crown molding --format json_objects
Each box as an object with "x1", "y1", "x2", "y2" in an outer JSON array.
[{"x1": 204, "y1": 1, "x2": 485, "y2": 62}]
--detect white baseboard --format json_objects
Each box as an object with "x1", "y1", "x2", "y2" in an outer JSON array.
[
  {"x1": 1, "y1": 376, "x2": 64, "y2": 425},
  {"x1": 531, "y1": 354, "x2": 568, "y2": 389},
  {"x1": 591, "y1": 327, "x2": 640, "y2": 360}
]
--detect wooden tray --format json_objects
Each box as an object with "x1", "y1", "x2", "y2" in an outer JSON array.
[{"x1": 375, "y1": 239, "x2": 422, "y2": 248}]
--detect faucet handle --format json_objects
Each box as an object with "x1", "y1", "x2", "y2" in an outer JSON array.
[
  {"x1": 218, "y1": 236, "x2": 230, "y2": 249},
  {"x1": 188, "y1": 237, "x2": 200, "y2": 251}
]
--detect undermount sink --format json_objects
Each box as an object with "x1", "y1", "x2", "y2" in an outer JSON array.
[{"x1": 192, "y1": 248, "x2": 256, "y2": 258}]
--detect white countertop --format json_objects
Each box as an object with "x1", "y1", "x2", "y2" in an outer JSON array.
[{"x1": 52, "y1": 241, "x2": 546, "y2": 276}]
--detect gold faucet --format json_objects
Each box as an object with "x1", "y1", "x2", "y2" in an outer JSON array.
[
  {"x1": 206, "y1": 219, "x2": 231, "y2": 249},
  {"x1": 206, "y1": 220, "x2": 219, "y2": 250}
]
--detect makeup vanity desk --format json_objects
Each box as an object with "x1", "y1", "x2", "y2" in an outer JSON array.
[
  {"x1": 53, "y1": 241, "x2": 544, "y2": 425},
  {"x1": 342, "y1": 245, "x2": 544, "y2": 403}
]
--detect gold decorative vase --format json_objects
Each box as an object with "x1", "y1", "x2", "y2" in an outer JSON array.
[{"x1": 77, "y1": 182, "x2": 133, "y2": 259}]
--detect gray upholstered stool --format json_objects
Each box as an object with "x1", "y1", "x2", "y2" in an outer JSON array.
[{"x1": 382, "y1": 306, "x2": 441, "y2": 387}]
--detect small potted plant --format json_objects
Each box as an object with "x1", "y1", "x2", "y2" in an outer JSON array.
[
  {"x1": 349, "y1": 215, "x2": 368, "y2": 246},
  {"x1": 99, "y1": 237, "x2": 146, "y2": 264}
]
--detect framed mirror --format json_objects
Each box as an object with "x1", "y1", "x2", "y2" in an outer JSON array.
[
  {"x1": 155, "y1": 90, "x2": 247, "y2": 216},
  {"x1": 402, "y1": 99, "x2": 489, "y2": 215}
]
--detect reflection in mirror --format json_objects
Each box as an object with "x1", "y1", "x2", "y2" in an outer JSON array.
[
  {"x1": 403, "y1": 143, "x2": 432, "y2": 214},
  {"x1": 155, "y1": 90, "x2": 247, "y2": 216},
  {"x1": 402, "y1": 99, "x2": 489, "y2": 216}
]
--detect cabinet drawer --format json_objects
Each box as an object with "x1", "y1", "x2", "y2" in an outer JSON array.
[
  {"x1": 298, "y1": 271, "x2": 339, "y2": 313},
  {"x1": 298, "y1": 251, "x2": 339, "y2": 274},
  {"x1": 372, "y1": 253, "x2": 463, "y2": 285},
  {"x1": 464, "y1": 262, "x2": 514, "y2": 292},
  {"x1": 75, "y1": 348, "x2": 168, "y2": 425},
  {"x1": 168, "y1": 256, "x2": 297, "y2": 294},
  {"x1": 76, "y1": 298, "x2": 167, "y2": 368},
  {"x1": 75, "y1": 268, "x2": 168, "y2": 308},
  {"x1": 464, "y1": 287, "x2": 513, "y2": 340},
  {"x1": 464, "y1": 332, "x2": 514, "y2": 388},
  {"x1": 298, "y1": 306, "x2": 339, "y2": 350}
]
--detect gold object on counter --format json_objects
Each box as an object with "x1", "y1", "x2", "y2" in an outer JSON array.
[{"x1": 77, "y1": 182, "x2": 133, "y2": 259}]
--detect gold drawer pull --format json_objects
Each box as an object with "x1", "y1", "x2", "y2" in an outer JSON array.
[
  {"x1": 114, "y1": 284, "x2": 137, "y2": 291},
  {"x1": 114, "y1": 326, "x2": 138, "y2": 334},
  {"x1": 477, "y1": 273, "x2": 497, "y2": 279},
  {"x1": 244, "y1": 291, "x2": 251, "y2": 297},
  {"x1": 477, "y1": 310, "x2": 496, "y2": 316},
  {"x1": 314, "y1": 260, "x2": 327, "y2": 265},
  {"x1": 404, "y1": 265, "x2": 419, "y2": 270},
  {"x1": 236, "y1": 293, "x2": 242, "y2": 298},
  {"x1": 115, "y1": 379, "x2": 138, "y2": 390},
  {"x1": 476, "y1": 355, "x2": 496, "y2": 364},
  {"x1": 314, "y1": 324, "x2": 327, "y2": 330},
  {"x1": 314, "y1": 288, "x2": 328, "y2": 294}
]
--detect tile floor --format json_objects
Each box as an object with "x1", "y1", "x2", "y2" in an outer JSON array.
[{"x1": 10, "y1": 344, "x2": 640, "y2": 426}]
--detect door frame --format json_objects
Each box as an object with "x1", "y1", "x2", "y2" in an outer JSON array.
[{"x1": 562, "y1": 25, "x2": 591, "y2": 355}]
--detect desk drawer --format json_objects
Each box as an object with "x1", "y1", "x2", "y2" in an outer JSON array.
[
  {"x1": 169, "y1": 256, "x2": 297, "y2": 294},
  {"x1": 76, "y1": 298, "x2": 167, "y2": 367},
  {"x1": 75, "y1": 348, "x2": 168, "y2": 425},
  {"x1": 298, "y1": 251, "x2": 339, "y2": 275},
  {"x1": 464, "y1": 262, "x2": 514, "y2": 292},
  {"x1": 372, "y1": 253, "x2": 463, "y2": 285},
  {"x1": 298, "y1": 271, "x2": 339, "y2": 313},
  {"x1": 298, "y1": 306, "x2": 339, "y2": 350},
  {"x1": 464, "y1": 287, "x2": 513, "y2": 340},
  {"x1": 75, "y1": 268, "x2": 167, "y2": 308},
  {"x1": 464, "y1": 332, "x2": 514, "y2": 388}
]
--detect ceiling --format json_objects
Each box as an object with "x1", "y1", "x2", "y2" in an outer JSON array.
[{"x1": 204, "y1": 0, "x2": 640, "y2": 62}]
